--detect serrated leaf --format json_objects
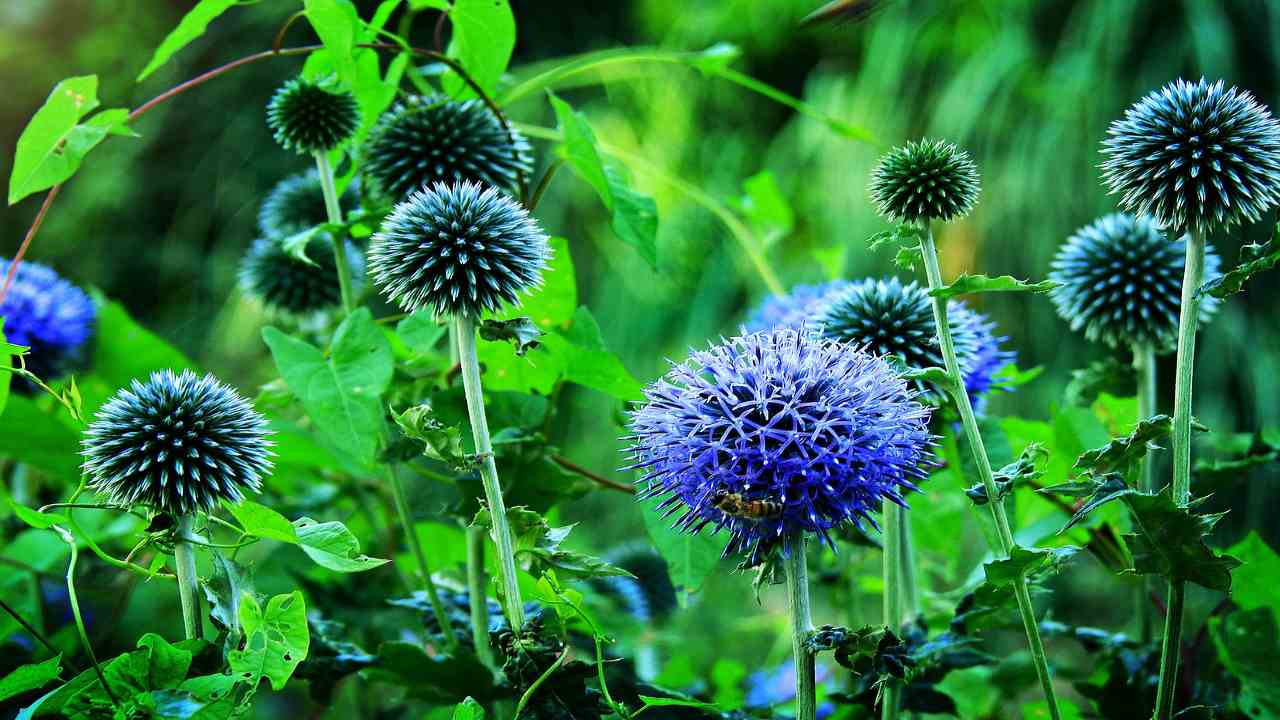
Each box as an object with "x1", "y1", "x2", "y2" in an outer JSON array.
[
  {"x1": 392, "y1": 403, "x2": 470, "y2": 470},
  {"x1": 983, "y1": 545, "x2": 1078, "y2": 586},
  {"x1": 478, "y1": 317, "x2": 544, "y2": 356},
  {"x1": 137, "y1": 0, "x2": 239, "y2": 80},
  {"x1": 293, "y1": 517, "x2": 389, "y2": 572},
  {"x1": 1073, "y1": 414, "x2": 1173, "y2": 475},
  {"x1": 228, "y1": 591, "x2": 309, "y2": 691},
  {"x1": 1064, "y1": 357, "x2": 1137, "y2": 406},
  {"x1": 1121, "y1": 489, "x2": 1240, "y2": 591},
  {"x1": 966, "y1": 443, "x2": 1046, "y2": 506},
  {"x1": 927, "y1": 274, "x2": 1060, "y2": 301},
  {"x1": 472, "y1": 506, "x2": 631, "y2": 581},
  {"x1": 1197, "y1": 236, "x2": 1280, "y2": 299}
]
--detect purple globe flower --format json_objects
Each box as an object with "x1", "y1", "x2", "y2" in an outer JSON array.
[
  {"x1": 625, "y1": 327, "x2": 934, "y2": 562},
  {"x1": 744, "y1": 280, "x2": 851, "y2": 332},
  {"x1": 0, "y1": 258, "x2": 95, "y2": 383}
]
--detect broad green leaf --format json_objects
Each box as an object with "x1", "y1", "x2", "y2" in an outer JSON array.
[
  {"x1": 228, "y1": 591, "x2": 309, "y2": 691},
  {"x1": 545, "y1": 307, "x2": 642, "y2": 400},
  {"x1": 91, "y1": 298, "x2": 195, "y2": 391},
  {"x1": 453, "y1": 697, "x2": 485, "y2": 720},
  {"x1": 0, "y1": 655, "x2": 61, "y2": 702},
  {"x1": 983, "y1": 545, "x2": 1078, "y2": 586},
  {"x1": 641, "y1": 501, "x2": 723, "y2": 606},
  {"x1": 519, "y1": 236, "x2": 577, "y2": 331},
  {"x1": 738, "y1": 170, "x2": 794, "y2": 243},
  {"x1": 1225, "y1": 532, "x2": 1280, "y2": 616},
  {"x1": 262, "y1": 309, "x2": 392, "y2": 470},
  {"x1": 9, "y1": 77, "x2": 133, "y2": 205},
  {"x1": 0, "y1": 319, "x2": 13, "y2": 415},
  {"x1": 137, "y1": 0, "x2": 240, "y2": 80},
  {"x1": 396, "y1": 310, "x2": 447, "y2": 353},
  {"x1": 0, "y1": 395, "x2": 82, "y2": 481},
  {"x1": 548, "y1": 93, "x2": 659, "y2": 267},
  {"x1": 227, "y1": 500, "x2": 297, "y2": 544},
  {"x1": 3, "y1": 491, "x2": 68, "y2": 529},
  {"x1": 293, "y1": 517, "x2": 389, "y2": 572},
  {"x1": 1121, "y1": 489, "x2": 1241, "y2": 591},
  {"x1": 927, "y1": 274, "x2": 1060, "y2": 300},
  {"x1": 305, "y1": 0, "x2": 361, "y2": 89},
  {"x1": 1197, "y1": 236, "x2": 1280, "y2": 299},
  {"x1": 1210, "y1": 608, "x2": 1280, "y2": 718},
  {"x1": 443, "y1": 0, "x2": 515, "y2": 97}
]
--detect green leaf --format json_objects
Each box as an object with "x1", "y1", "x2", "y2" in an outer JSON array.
[
  {"x1": 443, "y1": 0, "x2": 515, "y2": 97},
  {"x1": 1040, "y1": 472, "x2": 1134, "y2": 531},
  {"x1": 966, "y1": 443, "x2": 1047, "y2": 506},
  {"x1": 478, "y1": 317, "x2": 544, "y2": 356},
  {"x1": 91, "y1": 298, "x2": 195, "y2": 392},
  {"x1": 545, "y1": 307, "x2": 642, "y2": 400},
  {"x1": 293, "y1": 517, "x2": 390, "y2": 572},
  {"x1": 304, "y1": 0, "x2": 362, "y2": 89},
  {"x1": 638, "y1": 695, "x2": 722, "y2": 714},
  {"x1": 548, "y1": 92, "x2": 659, "y2": 267},
  {"x1": 518, "y1": 237, "x2": 577, "y2": 331},
  {"x1": 1197, "y1": 236, "x2": 1280, "y2": 300},
  {"x1": 927, "y1": 274, "x2": 1060, "y2": 301},
  {"x1": 371, "y1": 641, "x2": 495, "y2": 702},
  {"x1": 641, "y1": 501, "x2": 723, "y2": 606},
  {"x1": 396, "y1": 310, "x2": 447, "y2": 353},
  {"x1": 1121, "y1": 489, "x2": 1241, "y2": 591},
  {"x1": 392, "y1": 403, "x2": 470, "y2": 470},
  {"x1": 1210, "y1": 608, "x2": 1280, "y2": 718},
  {"x1": 1225, "y1": 532, "x2": 1280, "y2": 616},
  {"x1": 0, "y1": 395, "x2": 82, "y2": 481},
  {"x1": 1063, "y1": 357, "x2": 1136, "y2": 406},
  {"x1": 1073, "y1": 414, "x2": 1173, "y2": 476},
  {"x1": 0, "y1": 320, "x2": 13, "y2": 416},
  {"x1": 228, "y1": 591, "x2": 309, "y2": 691},
  {"x1": 737, "y1": 171, "x2": 794, "y2": 244},
  {"x1": 9, "y1": 76, "x2": 133, "y2": 205},
  {"x1": 263, "y1": 308, "x2": 392, "y2": 470},
  {"x1": 453, "y1": 697, "x2": 486, "y2": 720},
  {"x1": 137, "y1": 0, "x2": 240, "y2": 80},
  {"x1": 473, "y1": 507, "x2": 631, "y2": 581},
  {"x1": 227, "y1": 500, "x2": 298, "y2": 544},
  {"x1": 0, "y1": 655, "x2": 61, "y2": 702},
  {"x1": 983, "y1": 545, "x2": 1078, "y2": 586},
  {"x1": 4, "y1": 492, "x2": 68, "y2": 530}
]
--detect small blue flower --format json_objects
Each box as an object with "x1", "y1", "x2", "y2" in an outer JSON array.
[
  {"x1": 0, "y1": 258, "x2": 95, "y2": 382},
  {"x1": 744, "y1": 281, "x2": 851, "y2": 332},
  {"x1": 626, "y1": 327, "x2": 934, "y2": 562}
]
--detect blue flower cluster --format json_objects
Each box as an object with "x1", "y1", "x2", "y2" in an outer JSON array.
[
  {"x1": 0, "y1": 258, "x2": 96, "y2": 383},
  {"x1": 626, "y1": 327, "x2": 934, "y2": 560}
]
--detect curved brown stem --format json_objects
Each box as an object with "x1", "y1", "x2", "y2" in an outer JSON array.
[{"x1": 550, "y1": 454, "x2": 635, "y2": 494}]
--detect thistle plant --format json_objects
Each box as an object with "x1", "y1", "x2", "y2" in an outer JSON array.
[
  {"x1": 1101, "y1": 79, "x2": 1280, "y2": 720},
  {"x1": 258, "y1": 171, "x2": 361, "y2": 238},
  {"x1": 238, "y1": 235, "x2": 365, "y2": 316},
  {"x1": 369, "y1": 180, "x2": 551, "y2": 633},
  {"x1": 870, "y1": 138, "x2": 1064, "y2": 719},
  {"x1": 743, "y1": 280, "x2": 850, "y2": 332},
  {"x1": 81, "y1": 369, "x2": 273, "y2": 639},
  {"x1": 266, "y1": 77, "x2": 362, "y2": 314},
  {"x1": 0, "y1": 258, "x2": 95, "y2": 386},
  {"x1": 626, "y1": 327, "x2": 933, "y2": 720},
  {"x1": 361, "y1": 94, "x2": 533, "y2": 204}
]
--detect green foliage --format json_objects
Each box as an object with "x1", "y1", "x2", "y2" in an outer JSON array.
[
  {"x1": 136, "y1": 0, "x2": 240, "y2": 81},
  {"x1": 228, "y1": 500, "x2": 389, "y2": 572},
  {"x1": 478, "y1": 317, "x2": 544, "y2": 356},
  {"x1": 1073, "y1": 414, "x2": 1174, "y2": 475},
  {"x1": 641, "y1": 504, "x2": 722, "y2": 606},
  {"x1": 1198, "y1": 234, "x2": 1280, "y2": 299},
  {"x1": 474, "y1": 506, "x2": 631, "y2": 581},
  {"x1": 927, "y1": 274, "x2": 1061, "y2": 300},
  {"x1": 1064, "y1": 357, "x2": 1137, "y2": 406},
  {"x1": 0, "y1": 656, "x2": 62, "y2": 703},
  {"x1": 228, "y1": 591, "x2": 310, "y2": 691}
]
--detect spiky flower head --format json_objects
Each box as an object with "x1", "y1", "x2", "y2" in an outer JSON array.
[
  {"x1": 82, "y1": 370, "x2": 273, "y2": 515},
  {"x1": 744, "y1": 280, "x2": 851, "y2": 332},
  {"x1": 258, "y1": 171, "x2": 361, "y2": 238},
  {"x1": 367, "y1": 181, "x2": 550, "y2": 318},
  {"x1": 239, "y1": 234, "x2": 365, "y2": 316},
  {"x1": 0, "y1": 258, "x2": 95, "y2": 383},
  {"x1": 361, "y1": 94, "x2": 533, "y2": 203},
  {"x1": 869, "y1": 138, "x2": 980, "y2": 223},
  {"x1": 266, "y1": 77, "x2": 359, "y2": 155},
  {"x1": 1049, "y1": 213, "x2": 1222, "y2": 351},
  {"x1": 626, "y1": 327, "x2": 934, "y2": 563},
  {"x1": 1101, "y1": 78, "x2": 1280, "y2": 235}
]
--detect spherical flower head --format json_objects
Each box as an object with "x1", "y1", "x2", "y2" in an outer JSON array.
[
  {"x1": 266, "y1": 77, "x2": 359, "y2": 155},
  {"x1": 258, "y1": 171, "x2": 361, "y2": 238},
  {"x1": 0, "y1": 258, "x2": 95, "y2": 383},
  {"x1": 869, "y1": 138, "x2": 980, "y2": 223},
  {"x1": 744, "y1": 280, "x2": 851, "y2": 332},
  {"x1": 239, "y1": 234, "x2": 365, "y2": 316},
  {"x1": 1049, "y1": 213, "x2": 1222, "y2": 351},
  {"x1": 367, "y1": 181, "x2": 550, "y2": 318},
  {"x1": 82, "y1": 370, "x2": 273, "y2": 515},
  {"x1": 626, "y1": 327, "x2": 934, "y2": 563},
  {"x1": 361, "y1": 94, "x2": 533, "y2": 203},
  {"x1": 1101, "y1": 78, "x2": 1280, "y2": 235}
]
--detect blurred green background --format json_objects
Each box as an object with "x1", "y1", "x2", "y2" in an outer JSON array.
[{"x1": 3, "y1": 0, "x2": 1280, "y2": 713}]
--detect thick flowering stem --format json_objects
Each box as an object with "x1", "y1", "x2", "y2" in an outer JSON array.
[
  {"x1": 174, "y1": 514, "x2": 203, "y2": 641},
  {"x1": 899, "y1": 510, "x2": 919, "y2": 619},
  {"x1": 881, "y1": 505, "x2": 903, "y2": 720},
  {"x1": 1133, "y1": 341, "x2": 1158, "y2": 643},
  {"x1": 785, "y1": 533, "x2": 817, "y2": 720},
  {"x1": 919, "y1": 227, "x2": 1062, "y2": 720},
  {"x1": 1154, "y1": 229, "x2": 1206, "y2": 720},
  {"x1": 466, "y1": 525, "x2": 497, "y2": 669},
  {"x1": 386, "y1": 465, "x2": 460, "y2": 655},
  {"x1": 455, "y1": 314, "x2": 525, "y2": 631},
  {"x1": 313, "y1": 151, "x2": 357, "y2": 316}
]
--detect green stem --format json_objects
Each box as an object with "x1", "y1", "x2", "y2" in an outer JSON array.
[
  {"x1": 313, "y1": 150, "x2": 356, "y2": 316},
  {"x1": 386, "y1": 464, "x2": 460, "y2": 655},
  {"x1": 882, "y1": 505, "x2": 903, "y2": 720},
  {"x1": 1134, "y1": 342, "x2": 1158, "y2": 643},
  {"x1": 466, "y1": 525, "x2": 497, "y2": 669},
  {"x1": 919, "y1": 227, "x2": 1062, "y2": 720},
  {"x1": 53, "y1": 526, "x2": 120, "y2": 711},
  {"x1": 174, "y1": 514, "x2": 203, "y2": 641},
  {"x1": 784, "y1": 533, "x2": 817, "y2": 720},
  {"x1": 454, "y1": 314, "x2": 525, "y2": 631},
  {"x1": 899, "y1": 508, "x2": 919, "y2": 620},
  {"x1": 1153, "y1": 229, "x2": 1205, "y2": 719}
]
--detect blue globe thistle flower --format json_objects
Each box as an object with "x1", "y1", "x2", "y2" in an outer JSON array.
[
  {"x1": 869, "y1": 139, "x2": 980, "y2": 223},
  {"x1": 361, "y1": 95, "x2": 533, "y2": 203},
  {"x1": 744, "y1": 280, "x2": 851, "y2": 332},
  {"x1": 625, "y1": 327, "x2": 934, "y2": 562},
  {"x1": 0, "y1": 258, "x2": 95, "y2": 383},
  {"x1": 266, "y1": 78, "x2": 360, "y2": 155},
  {"x1": 1101, "y1": 78, "x2": 1280, "y2": 235},
  {"x1": 258, "y1": 171, "x2": 361, "y2": 238},
  {"x1": 1049, "y1": 213, "x2": 1222, "y2": 351},
  {"x1": 82, "y1": 370, "x2": 273, "y2": 515},
  {"x1": 367, "y1": 181, "x2": 550, "y2": 318},
  {"x1": 239, "y1": 234, "x2": 365, "y2": 316}
]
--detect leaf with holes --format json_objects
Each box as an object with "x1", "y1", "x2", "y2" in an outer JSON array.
[
  {"x1": 293, "y1": 517, "x2": 390, "y2": 572},
  {"x1": 228, "y1": 591, "x2": 310, "y2": 691}
]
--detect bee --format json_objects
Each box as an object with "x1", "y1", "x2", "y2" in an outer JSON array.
[{"x1": 711, "y1": 490, "x2": 784, "y2": 520}]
